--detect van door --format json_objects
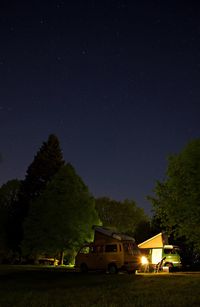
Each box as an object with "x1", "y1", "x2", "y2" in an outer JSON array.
[
  {"x1": 93, "y1": 244, "x2": 105, "y2": 270},
  {"x1": 151, "y1": 248, "x2": 162, "y2": 264},
  {"x1": 103, "y1": 243, "x2": 122, "y2": 268}
]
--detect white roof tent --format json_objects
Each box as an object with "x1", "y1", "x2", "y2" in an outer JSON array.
[
  {"x1": 93, "y1": 226, "x2": 135, "y2": 242},
  {"x1": 138, "y1": 232, "x2": 169, "y2": 249}
]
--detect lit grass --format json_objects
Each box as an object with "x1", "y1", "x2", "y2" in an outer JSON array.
[{"x1": 0, "y1": 266, "x2": 199, "y2": 306}]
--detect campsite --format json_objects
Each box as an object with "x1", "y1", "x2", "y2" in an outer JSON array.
[
  {"x1": 0, "y1": 265, "x2": 200, "y2": 307},
  {"x1": 1, "y1": 229, "x2": 198, "y2": 306}
]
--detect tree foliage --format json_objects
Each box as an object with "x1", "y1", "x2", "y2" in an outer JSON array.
[
  {"x1": 11, "y1": 134, "x2": 65, "y2": 253},
  {"x1": 0, "y1": 180, "x2": 21, "y2": 209},
  {"x1": 95, "y1": 197, "x2": 149, "y2": 241},
  {"x1": 0, "y1": 180, "x2": 21, "y2": 259},
  {"x1": 22, "y1": 164, "x2": 100, "y2": 262},
  {"x1": 149, "y1": 139, "x2": 200, "y2": 252}
]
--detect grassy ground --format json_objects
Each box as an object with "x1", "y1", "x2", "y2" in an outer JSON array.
[{"x1": 0, "y1": 266, "x2": 200, "y2": 307}]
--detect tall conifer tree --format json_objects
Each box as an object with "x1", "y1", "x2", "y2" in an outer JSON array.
[
  {"x1": 22, "y1": 134, "x2": 65, "y2": 200},
  {"x1": 11, "y1": 134, "x2": 65, "y2": 255}
]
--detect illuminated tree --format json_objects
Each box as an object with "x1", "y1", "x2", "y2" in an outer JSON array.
[
  {"x1": 22, "y1": 164, "x2": 100, "y2": 264},
  {"x1": 149, "y1": 139, "x2": 200, "y2": 253}
]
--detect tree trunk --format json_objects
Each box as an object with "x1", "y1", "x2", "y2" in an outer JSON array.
[{"x1": 59, "y1": 250, "x2": 64, "y2": 265}]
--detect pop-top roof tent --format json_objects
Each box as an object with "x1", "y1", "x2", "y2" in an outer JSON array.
[
  {"x1": 138, "y1": 232, "x2": 168, "y2": 249},
  {"x1": 93, "y1": 226, "x2": 135, "y2": 244}
]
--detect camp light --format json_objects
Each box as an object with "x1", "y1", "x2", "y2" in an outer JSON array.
[{"x1": 141, "y1": 256, "x2": 148, "y2": 265}]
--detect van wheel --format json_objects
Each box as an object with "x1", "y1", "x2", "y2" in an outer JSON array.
[
  {"x1": 80, "y1": 263, "x2": 88, "y2": 273},
  {"x1": 127, "y1": 269, "x2": 136, "y2": 274},
  {"x1": 164, "y1": 262, "x2": 173, "y2": 272},
  {"x1": 108, "y1": 264, "x2": 118, "y2": 274}
]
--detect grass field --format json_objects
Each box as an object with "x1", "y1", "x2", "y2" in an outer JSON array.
[{"x1": 0, "y1": 266, "x2": 200, "y2": 307}]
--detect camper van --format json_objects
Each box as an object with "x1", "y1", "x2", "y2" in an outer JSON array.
[
  {"x1": 75, "y1": 227, "x2": 148, "y2": 274},
  {"x1": 138, "y1": 233, "x2": 182, "y2": 271}
]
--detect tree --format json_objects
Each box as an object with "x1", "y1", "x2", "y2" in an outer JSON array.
[
  {"x1": 149, "y1": 139, "x2": 200, "y2": 253},
  {"x1": 133, "y1": 220, "x2": 152, "y2": 244},
  {"x1": 95, "y1": 197, "x2": 149, "y2": 240},
  {"x1": 11, "y1": 134, "x2": 65, "y2": 254},
  {"x1": 0, "y1": 180, "x2": 21, "y2": 261},
  {"x1": 22, "y1": 164, "x2": 100, "y2": 264},
  {"x1": 22, "y1": 134, "x2": 65, "y2": 201}
]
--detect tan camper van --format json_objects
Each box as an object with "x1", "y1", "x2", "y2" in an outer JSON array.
[{"x1": 75, "y1": 227, "x2": 148, "y2": 274}]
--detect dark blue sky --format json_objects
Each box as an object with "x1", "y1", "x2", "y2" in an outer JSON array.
[{"x1": 0, "y1": 1, "x2": 200, "y2": 214}]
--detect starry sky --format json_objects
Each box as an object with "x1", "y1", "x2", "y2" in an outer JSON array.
[{"x1": 0, "y1": 0, "x2": 200, "y2": 215}]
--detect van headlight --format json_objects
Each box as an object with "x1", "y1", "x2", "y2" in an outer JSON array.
[{"x1": 141, "y1": 256, "x2": 148, "y2": 265}]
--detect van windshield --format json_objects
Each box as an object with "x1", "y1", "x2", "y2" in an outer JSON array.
[{"x1": 164, "y1": 248, "x2": 180, "y2": 255}]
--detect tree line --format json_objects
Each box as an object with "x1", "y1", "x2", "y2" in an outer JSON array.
[
  {"x1": 0, "y1": 135, "x2": 200, "y2": 267},
  {"x1": 0, "y1": 134, "x2": 149, "y2": 264}
]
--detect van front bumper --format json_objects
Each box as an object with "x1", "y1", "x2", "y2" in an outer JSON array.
[{"x1": 123, "y1": 262, "x2": 139, "y2": 272}]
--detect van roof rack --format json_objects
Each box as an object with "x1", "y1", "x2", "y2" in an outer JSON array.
[{"x1": 93, "y1": 226, "x2": 135, "y2": 242}]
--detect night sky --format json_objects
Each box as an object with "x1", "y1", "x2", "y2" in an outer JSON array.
[{"x1": 1, "y1": 1, "x2": 200, "y2": 215}]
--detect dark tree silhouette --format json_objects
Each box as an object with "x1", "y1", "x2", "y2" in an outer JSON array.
[
  {"x1": 0, "y1": 180, "x2": 21, "y2": 262},
  {"x1": 95, "y1": 197, "x2": 149, "y2": 239},
  {"x1": 10, "y1": 134, "x2": 65, "y2": 256}
]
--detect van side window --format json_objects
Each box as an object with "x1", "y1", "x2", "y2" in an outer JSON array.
[
  {"x1": 96, "y1": 245, "x2": 104, "y2": 253},
  {"x1": 105, "y1": 244, "x2": 117, "y2": 252},
  {"x1": 92, "y1": 245, "x2": 104, "y2": 253}
]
